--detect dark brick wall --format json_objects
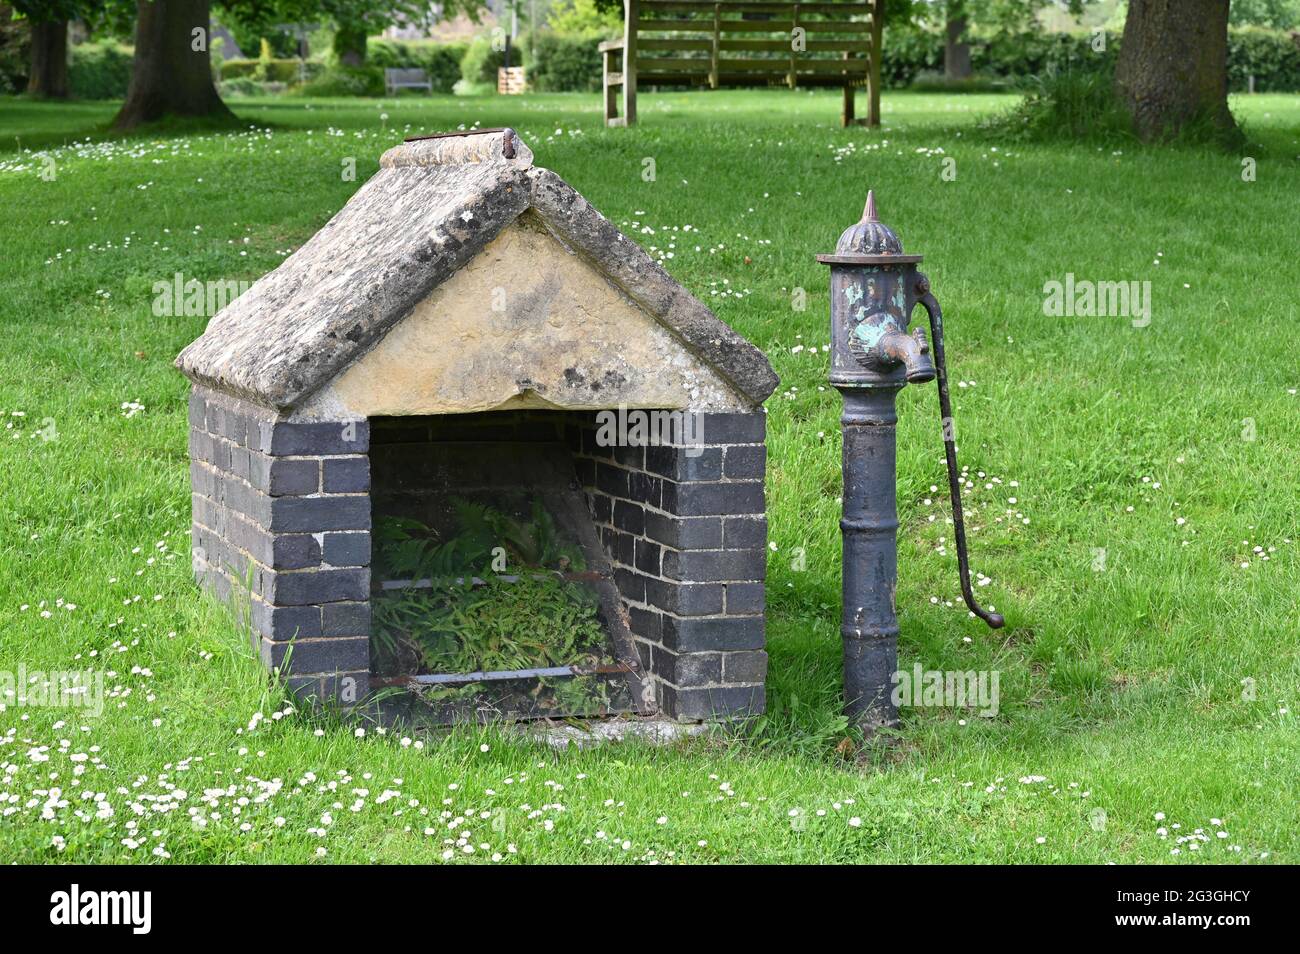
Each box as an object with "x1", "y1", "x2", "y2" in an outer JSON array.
[
  {"x1": 189, "y1": 385, "x2": 370, "y2": 705},
  {"x1": 570, "y1": 410, "x2": 768, "y2": 721},
  {"x1": 188, "y1": 396, "x2": 769, "y2": 722}
]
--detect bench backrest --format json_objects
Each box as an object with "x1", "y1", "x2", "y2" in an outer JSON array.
[
  {"x1": 627, "y1": 0, "x2": 882, "y2": 88},
  {"x1": 385, "y1": 68, "x2": 431, "y2": 85}
]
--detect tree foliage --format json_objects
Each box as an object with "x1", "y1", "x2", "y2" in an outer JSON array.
[
  {"x1": 547, "y1": 0, "x2": 621, "y2": 37},
  {"x1": 904, "y1": 0, "x2": 1093, "y2": 32},
  {"x1": 1229, "y1": 0, "x2": 1300, "y2": 28}
]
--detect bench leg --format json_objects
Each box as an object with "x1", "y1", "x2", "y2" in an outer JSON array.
[
  {"x1": 605, "y1": 83, "x2": 620, "y2": 127},
  {"x1": 604, "y1": 51, "x2": 622, "y2": 127},
  {"x1": 842, "y1": 83, "x2": 855, "y2": 127},
  {"x1": 623, "y1": 0, "x2": 638, "y2": 126}
]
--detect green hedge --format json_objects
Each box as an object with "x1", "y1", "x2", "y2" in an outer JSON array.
[
  {"x1": 292, "y1": 65, "x2": 385, "y2": 97},
  {"x1": 221, "y1": 58, "x2": 309, "y2": 83},
  {"x1": 527, "y1": 33, "x2": 603, "y2": 92},
  {"x1": 218, "y1": 77, "x2": 264, "y2": 98},
  {"x1": 229, "y1": 34, "x2": 600, "y2": 96},
  {"x1": 68, "y1": 42, "x2": 134, "y2": 100},
  {"x1": 879, "y1": 29, "x2": 1117, "y2": 89},
  {"x1": 973, "y1": 31, "x2": 1116, "y2": 80},
  {"x1": 1227, "y1": 26, "x2": 1300, "y2": 92},
  {"x1": 880, "y1": 26, "x2": 1300, "y2": 93},
  {"x1": 368, "y1": 40, "x2": 466, "y2": 92},
  {"x1": 36, "y1": 26, "x2": 1300, "y2": 104},
  {"x1": 460, "y1": 35, "x2": 525, "y2": 86},
  {"x1": 878, "y1": 26, "x2": 943, "y2": 88}
]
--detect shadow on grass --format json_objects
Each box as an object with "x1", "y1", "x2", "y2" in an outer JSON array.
[{"x1": 0, "y1": 96, "x2": 276, "y2": 153}]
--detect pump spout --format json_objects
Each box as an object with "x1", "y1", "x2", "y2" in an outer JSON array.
[{"x1": 880, "y1": 327, "x2": 936, "y2": 384}]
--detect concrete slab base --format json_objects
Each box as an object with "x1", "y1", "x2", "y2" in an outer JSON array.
[{"x1": 519, "y1": 717, "x2": 714, "y2": 750}]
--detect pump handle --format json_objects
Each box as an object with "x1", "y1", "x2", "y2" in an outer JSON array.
[{"x1": 915, "y1": 277, "x2": 1004, "y2": 630}]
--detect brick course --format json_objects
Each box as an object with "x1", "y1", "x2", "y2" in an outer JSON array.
[
  {"x1": 572, "y1": 409, "x2": 768, "y2": 721},
  {"x1": 189, "y1": 385, "x2": 370, "y2": 706}
]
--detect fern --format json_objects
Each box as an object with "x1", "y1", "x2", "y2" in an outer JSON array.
[
  {"x1": 443, "y1": 497, "x2": 585, "y2": 572},
  {"x1": 372, "y1": 503, "x2": 611, "y2": 712},
  {"x1": 373, "y1": 513, "x2": 497, "y2": 581},
  {"x1": 375, "y1": 574, "x2": 609, "y2": 676}
]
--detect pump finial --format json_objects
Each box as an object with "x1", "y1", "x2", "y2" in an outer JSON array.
[{"x1": 832, "y1": 188, "x2": 902, "y2": 256}]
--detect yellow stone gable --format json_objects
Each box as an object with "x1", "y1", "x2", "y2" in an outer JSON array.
[{"x1": 325, "y1": 218, "x2": 744, "y2": 417}]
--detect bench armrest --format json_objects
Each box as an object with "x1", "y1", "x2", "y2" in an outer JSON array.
[{"x1": 598, "y1": 39, "x2": 625, "y2": 53}]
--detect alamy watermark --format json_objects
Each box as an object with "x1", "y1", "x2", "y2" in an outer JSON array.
[
  {"x1": 152, "y1": 272, "x2": 252, "y2": 318},
  {"x1": 892, "y1": 664, "x2": 1000, "y2": 717},
  {"x1": 50, "y1": 884, "x2": 151, "y2": 934},
  {"x1": 1043, "y1": 274, "x2": 1151, "y2": 328},
  {"x1": 1, "y1": 666, "x2": 104, "y2": 717},
  {"x1": 594, "y1": 405, "x2": 705, "y2": 458}
]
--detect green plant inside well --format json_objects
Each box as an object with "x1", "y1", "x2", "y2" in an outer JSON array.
[{"x1": 371, "y1": 500, "x2": 621, "y2": 714}]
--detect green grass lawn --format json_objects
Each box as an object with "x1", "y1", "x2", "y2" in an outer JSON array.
[{"x1": 1, "y1": 88, "x2": 1296, "y2": 864}]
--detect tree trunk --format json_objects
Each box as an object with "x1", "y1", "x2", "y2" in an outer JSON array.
[
  {"x1": 944, "y1": 13, "x2": 971, "y2": 80},
  {"x1": 112, "y1": 0, "x2": 232, "y2": 130},
  {"x1": 1115, "y1": 0, "x2": 1236, "y2": 141},
  {"x1": 333, "y1": 24, "x2": 367, "y2": 67},
  {"x1": 27, "y1": 19, "x2": 69, "y2": 99}
]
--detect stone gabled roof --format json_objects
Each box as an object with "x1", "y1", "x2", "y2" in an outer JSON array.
[{"x1": 176, "y1": 129, "x2": 778, "y2": 412}]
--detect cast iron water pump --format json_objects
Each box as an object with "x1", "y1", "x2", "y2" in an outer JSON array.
[{"x1": 818, "y1": 190, "x2": 1004, "y2": 730}]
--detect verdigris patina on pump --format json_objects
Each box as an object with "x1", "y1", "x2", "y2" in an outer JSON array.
[{"x1": 818, "y1": 190, "x2": 1004, "y2": 731}]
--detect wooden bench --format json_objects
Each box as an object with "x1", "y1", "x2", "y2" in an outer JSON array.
[
  {"x1": 384, "y1": 68, "x2": 433, "y2": 95},
  {"x1": 601, "y1": 0, "x2": 883, "y2": 127}
]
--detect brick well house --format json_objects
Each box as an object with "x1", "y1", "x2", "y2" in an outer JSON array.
[{"x1": 176, "y1": 129, "x2": 778, "y2": 723}]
